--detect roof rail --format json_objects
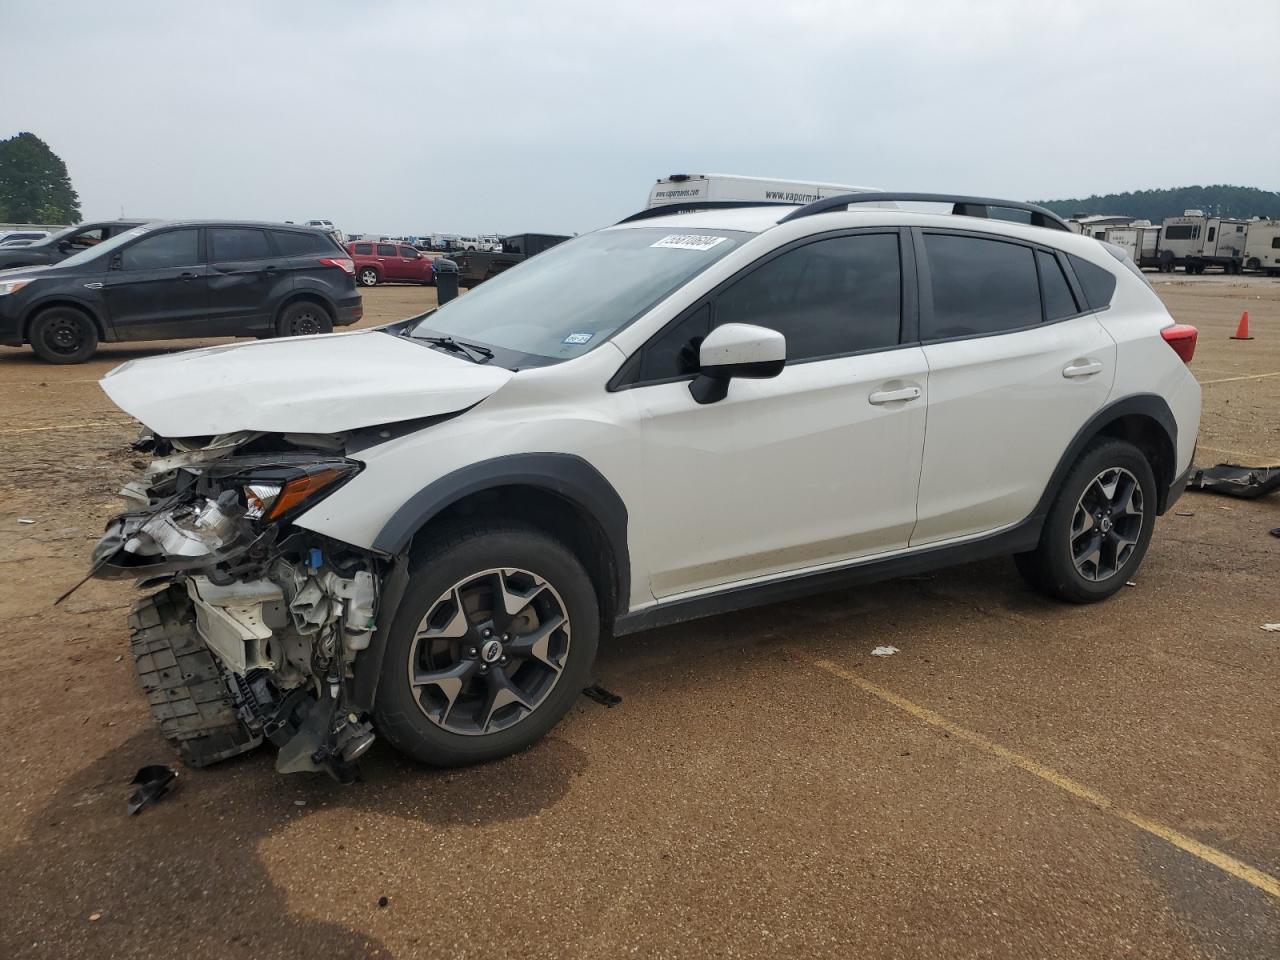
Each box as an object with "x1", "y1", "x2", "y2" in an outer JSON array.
[
  {"x1": 616, "y1": 200, "x2": 793, "y2": 224},
  {"x1": 778, "y1": 192, "x2": 1070, "y2": 231}
]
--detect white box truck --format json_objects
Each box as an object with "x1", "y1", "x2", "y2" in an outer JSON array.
[
  {"x1": 647, "y1": 173, "x2": 880, "y2": 210},
  {"x1": 1154, "y1": 210, "x2": 1249, "y2": 274},
  {"x1": 1242, "y1": 220, "x2": 1280, "y2": 276}
]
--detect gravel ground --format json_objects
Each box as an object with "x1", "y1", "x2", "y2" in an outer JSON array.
[{"x1": 0, "y1": 276, "x2": 1275, "y2": 960}]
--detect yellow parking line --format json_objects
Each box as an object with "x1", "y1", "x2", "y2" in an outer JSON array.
[
  {"x1": 810, "y1": 658, "x2": 1280, "y2": 900},
  {"x1": 0, "y1": 419, "x2": 132, "y2": 436},
  {"x1": 1200, "y1": 371, "x2": 1280, "y2": 386}
]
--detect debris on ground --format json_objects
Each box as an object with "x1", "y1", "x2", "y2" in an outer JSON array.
[
  {"x1": 1187, "y1": 463, "x2": 1280, "y2": 499},
  {"x1": 1126, "y1": 581, "x2": 1138, "y2": 587},
  {"x1": 1270, "y1": 528, "x2": 1280, "y2": 538},
  {"x1": 18, "y1": 518, "x2": 36, "y2": 524},
  {"x1": 126, "y1": 765, "x2": 178, "y2": 815},
  {"x1": 1175, "y1": 511, "x2": 1195, "y2": 517},
  {"x1": 88, "y1": 913, "x2": 102, "y2": 923},
  {"x1": 871, "y1": 646, "x2": 900, "y2": 657},
  {"x1": 1262, "y1": 624, "x2": 1280, "y2": 633},
  {"x1": 377, "y1": 896, "x2": 390, "y2": 908},
  {"x1": 582, "y1": 684, "x2": 622, "y2": 707}
]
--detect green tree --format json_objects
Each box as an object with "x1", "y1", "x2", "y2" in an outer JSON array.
[
  {"x1": 0, "y1": 132, "x2": 81, "y2": 224},
  {"x1": 1035, "y1": 185, "x2": 1280, "y2": 223}
]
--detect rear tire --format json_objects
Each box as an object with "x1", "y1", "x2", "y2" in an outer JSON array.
[
  {"x1": 1015, "y1": 439, "x2": 1157, "y2": 604},
  {"x1": 29, "y1": 307, "x2": 98, "y2": 364},
  {"x1": 276, "y1": 300, "x2": 333, "y2": 337},
  {"x1": 358, "y1": 267, "x2": 380, "y2": 287},
  {"x1": 374, "y1": 522, "x2": 599, "y2": 767}
]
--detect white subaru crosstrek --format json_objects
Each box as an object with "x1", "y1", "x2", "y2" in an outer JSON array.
[{"x1": 91, "y1": 193, "x2": 1201, "y2": 778}]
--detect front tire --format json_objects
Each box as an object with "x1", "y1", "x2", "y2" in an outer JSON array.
[
  {"x1": 374, "y1": 522, "x2": 600, "y2": 766},
  {"x1": 29, "y1": 307, "x2": 99, "y2": 364},
  {"x1": 1015, "y1": 439, "x2": 1157, "y2": 604}
]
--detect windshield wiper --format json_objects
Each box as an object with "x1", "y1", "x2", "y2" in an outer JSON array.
[{"x1": 418, "y1": 335, "x2": 493, "y2": 364}]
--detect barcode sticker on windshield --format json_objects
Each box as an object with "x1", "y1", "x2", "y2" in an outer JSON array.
[{"x1": 650, "y1": 234, "x2": 729, "y2": 251}]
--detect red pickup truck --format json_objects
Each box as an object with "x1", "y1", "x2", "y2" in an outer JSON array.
[{"x1": 346, "y1": 241, "x2": 434, "y2": 287}]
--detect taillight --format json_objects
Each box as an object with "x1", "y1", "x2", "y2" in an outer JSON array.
[
  {"x1": 1161, "y1": 324, "x2": 1197, "y2": 363},
  {"x1": 319, "y1": 257, "x2": 355, "y2": 275}
]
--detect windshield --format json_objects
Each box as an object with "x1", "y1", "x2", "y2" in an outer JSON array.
[
  {"x1": 409, "y1": 226, "x2": 751, "y2": 361},
  {"x1": 56, "y1": 225, "x2": 151, "y2": 269}
]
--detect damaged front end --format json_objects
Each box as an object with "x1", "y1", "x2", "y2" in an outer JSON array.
[{"x1": 91, "y1": 430, "x2": 382, "y2": 780}]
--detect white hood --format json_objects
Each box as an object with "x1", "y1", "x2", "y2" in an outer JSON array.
[{"x1": 100, "y1": 329, "x2": 512, "y2": 436}]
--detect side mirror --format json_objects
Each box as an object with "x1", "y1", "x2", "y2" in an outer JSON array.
[
  {"x1": 57, "y1": 239, "x2": 72, "y2": 252},
  {"x1": 689, "y1": 322, "x2": 786, "y2": 404}
]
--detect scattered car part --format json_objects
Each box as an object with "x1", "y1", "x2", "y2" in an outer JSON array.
[
  {"x1": 127, "y1": 764, "x2": 178, "y2": 815},
  {"x1": 1187, "y1": 463, "x2": 1280, "y2": 499},
  {"x1": 581, "y1": 684, "x2": 622, "y2": 707}
]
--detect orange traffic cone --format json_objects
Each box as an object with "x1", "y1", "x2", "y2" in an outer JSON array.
[{"x1": 1230, "y1": 311, "x2": 1253, "y2": 340}]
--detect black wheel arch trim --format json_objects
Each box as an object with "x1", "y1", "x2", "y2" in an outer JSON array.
[
  {"x1": 354, "y1": 453, "x2": 630, "y2": 714},
  {"x1": 1031, "y1": 392, "x2": 1179, "y2": 520},
  {"x1": 371, "y1": 451, "x2": 630, "y2": 606}
]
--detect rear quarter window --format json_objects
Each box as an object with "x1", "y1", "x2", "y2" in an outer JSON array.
[
  {"x1": 272, "y1": 230, "x2": 329, "y2": 256},
  {"x1": 353, "y1": 243, "x2": 373, "y2": 255},
  {"x1": 1067, "y1": 255, "x2": 1118, "y2": 311}
]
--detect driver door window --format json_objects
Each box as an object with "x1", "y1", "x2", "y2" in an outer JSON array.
[{"x1": 120, "y1": 229, "x2": 201, "y2": 270}]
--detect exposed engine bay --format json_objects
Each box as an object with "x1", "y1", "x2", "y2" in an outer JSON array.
[{"x1": 88, "y1": 428, "x2": 387, "y2": 780}]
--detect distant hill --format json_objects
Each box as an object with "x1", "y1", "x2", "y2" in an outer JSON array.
[{"x1": 1034, "y1": 185, "x2": 1280, "y2": 223}]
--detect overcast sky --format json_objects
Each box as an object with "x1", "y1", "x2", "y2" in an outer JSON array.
[{"x1": 3, "y1": 0, "x2": 1278, "y2": 235}]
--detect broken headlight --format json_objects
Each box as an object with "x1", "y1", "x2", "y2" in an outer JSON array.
[{"x1": 229, "y1": 461, "x2": 361, "y2": 523}]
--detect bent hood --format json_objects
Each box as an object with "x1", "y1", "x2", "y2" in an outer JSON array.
[{"x1": 100, "y1": 329, "x2": 512, "y2": 436}]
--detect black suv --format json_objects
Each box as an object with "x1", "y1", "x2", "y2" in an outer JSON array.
[
  {"x1": 0, "y1": 220, "x2": 148, "y2": 270},
  {"x1": 0, "y1": 221, "x2": 363, "y2": 363}
]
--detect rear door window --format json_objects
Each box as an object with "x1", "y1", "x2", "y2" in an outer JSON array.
[
  {"x1": 922, "y1": 233, "x2": 1040, "y2": 339},
  {"x1": 120, "y1": 229, "x2": 201, "y2": 270},
  {"x1": 209, "y1": 228, "x2": 272, "y2": 262},
  {"x1": 353, "y1": 242, "x2": 373, "y2": 255},
  {"x1": 1037, "y1": 250, "x2": 1079, "y2": 321},
  {"x1": 376, "y1": 243, "x2": 397, "y2": 257}
]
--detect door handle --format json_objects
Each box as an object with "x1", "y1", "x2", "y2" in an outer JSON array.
[
  {"x1": 868, "y1": 385, "x2": 922, "y2": 405},
  {"x1": 1062, "y1": 359, "x2": 1104, "y2": 378},
  {"x1": 180, "y1": 271, "x2": 198, "y2": 281}
]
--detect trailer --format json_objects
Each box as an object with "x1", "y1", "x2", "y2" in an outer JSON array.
[
  {"x1": 1242, "y1": 219, "x2": 1280, "y2": 276},
  {"x1": 1148, "y1": 210, "x2": 1248, "y2": 274},
  {"x1": 1103, "y1": 222, "x2": 1160, "y2": 264}
]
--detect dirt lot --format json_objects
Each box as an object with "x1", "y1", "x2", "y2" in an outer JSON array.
[{"x1": 0, "y1": 278, "x2": 1276, "y2": 960}]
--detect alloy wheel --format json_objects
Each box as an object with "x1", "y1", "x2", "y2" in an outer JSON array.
[
  {"x1": 407, "y1": 567, "x2": 571, "y2": 736},
  {"x1": 1070, "y1": 467, "x2": 1144, "y2": 581}
]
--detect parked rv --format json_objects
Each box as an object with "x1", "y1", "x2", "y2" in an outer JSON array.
[
  {"x1": 1103, "y1": 222, "x2": 1160, "y2": 266},
  {"x1": 1148, "y1": 211, "x2": 1248, "y2": 274},
  {"x1": 647, "y1": 173, "x2": 880, "y2": 210},
  {"x1": 1242, "y1": 220, "x2": 1280, "y2": 276}
]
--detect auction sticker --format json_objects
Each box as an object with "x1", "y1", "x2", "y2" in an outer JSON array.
[
  {"x1": 563, "y1": 332, "x2": 594, "y2": 344},
  {"x1": 650, "y1": 234, "x2": 729, "y2": 251}
]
